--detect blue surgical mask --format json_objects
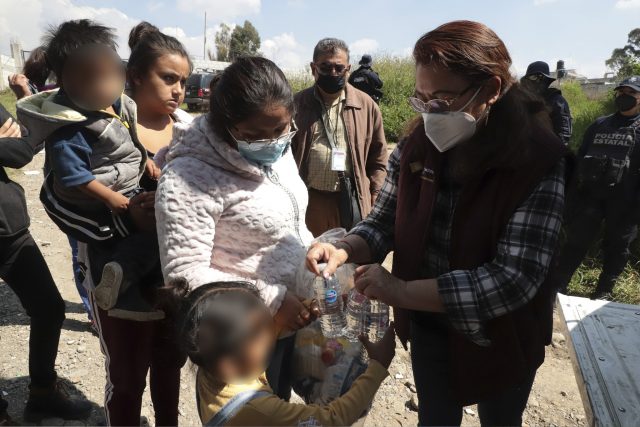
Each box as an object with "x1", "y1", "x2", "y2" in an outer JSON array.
[{"x1": 230, "y1": 125, "x2": 297, "y2": 168}]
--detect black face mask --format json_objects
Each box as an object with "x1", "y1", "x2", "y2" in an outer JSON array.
[
  {"x1": 316, "y1": 73, "x2": 346, "y2": 94},
  {"x1": 521, "y1": 78, "x2": 547, "y2": 94},
  {"x1": 615, "y1": 93, "x2": 638, "y2": 112}
]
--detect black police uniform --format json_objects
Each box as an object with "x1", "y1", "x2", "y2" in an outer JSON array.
[
  {"x1": 545, "y1": 87, "x2": 573, "y2": 144},
  {"x1": 348, "y1": 65, "x2": 383, "y2": 103},
  {"x1": 555, "y1": 111, "x2": 640, "y2": 297}
]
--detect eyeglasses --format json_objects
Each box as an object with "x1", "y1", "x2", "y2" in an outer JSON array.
[
  {"x1": 408, "y1": 84, "x2": 480, "y2": 114},
  {"x1": 315, "y1": 63, "x2": 348, "y2": 75},
  {"x1": 526, "y1": 74, "x2": 546, "y2": 82},
  {"x1": 229, "y1": 123, "x2": 298, "y2": 146}
]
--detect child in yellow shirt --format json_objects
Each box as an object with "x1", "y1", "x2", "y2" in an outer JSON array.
[{"x1": 175, "y1": 280, "x2": 395, "y2": 426}]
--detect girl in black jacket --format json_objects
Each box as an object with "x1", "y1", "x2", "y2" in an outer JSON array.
[{"x1": 0, "y1": 103, "x2": 90, "y2": 424}]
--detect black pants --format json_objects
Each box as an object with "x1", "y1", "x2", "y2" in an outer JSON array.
[
  {"x1": 410, "y1": 320, "x2": 535, "y2": 427},
  {"x1": 555, "y1": 188, "x2": 638, "y2": 294},
  {"x1": 0, "y1": 231, "x2": 65, "y2": 387},
  {"x1": 265, "y1": 334, "x2": 296, "y2": 401},
  {"x1": 88, "y1": 231, "x2": 159, "y2": 293}
]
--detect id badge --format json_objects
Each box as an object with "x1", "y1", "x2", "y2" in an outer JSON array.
[{"x1": 331, "y1": 149, "x2": 347, "y2": 172}]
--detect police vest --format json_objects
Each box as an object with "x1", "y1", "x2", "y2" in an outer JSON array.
[
  {"x1": 578, "y1": 116, "x2": 640, "y2": 189},
  {"x1": 586, "y1": 120, "x2": 637, "y2": 160}
]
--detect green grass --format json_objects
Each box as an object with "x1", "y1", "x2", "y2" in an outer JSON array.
[
  {"x1": 560, "y1": 82, "x2": 639, "y2": 305},
  {"x1": 288, "y1": 72, "x2": 314, "y2": 95},
  {"x1": 560, "y1": 81, "x2": 615, "y2": 151},
  {"x1": 1, "y1": 90, "x2": 19, "y2": 179},
  {"x1": 1, "y1": 89, "x2": 17, "y2": 117},
  {"x1": 567, "y1": 259, "x2": 640, "y2": 305},
  {"x1": 375, "y1": 56, "x2": 417, "y2": 142}
]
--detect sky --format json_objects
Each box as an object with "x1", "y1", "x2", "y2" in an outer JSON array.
[{"x1": 1, "y1": 0, "x2": 639, "y2": 78}]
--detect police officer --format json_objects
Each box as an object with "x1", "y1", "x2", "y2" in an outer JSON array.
[
  {"x1": 554, "y1": 76, "x2": 640, "y2": 300},
  {"x1": 348, "y1": 54, "x2": 383, "y2": 103},
  {"x1": 521, "y1": 61, "x2": 573, "y2": 144}
]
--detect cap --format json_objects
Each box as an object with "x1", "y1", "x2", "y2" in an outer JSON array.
[
  {"x1": 525, "y1": 61, "x2": 555, "y2": 80},
  {"x1": 359, "y1": 54, "x2": 372, "y2": 66},
  {"x1": 614, "y1": 76, "x2": 640, "y2": 92}
]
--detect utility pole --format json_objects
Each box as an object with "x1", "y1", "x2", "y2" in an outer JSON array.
[{"x1": 203, "y1": 11, "x2": 207, "y2": 60}]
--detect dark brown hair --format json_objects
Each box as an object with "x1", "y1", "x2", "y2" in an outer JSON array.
[
  {"x1": 209, "y1": 56, "x2": 294, "y2": 142},
  {"x1": 23, "y1": 46, "x2": 50, "y2": 88},
  {"x1": 127, "y1": 21, "x2": 193, "y2": 87},
  {"x1": 43, "y1": 19, "x2": 118, "y2": 81},
  {"x1": 412, "y1": 20, "x2": 541, "y2": 171},
  {"x1": 167, "y1": 279, "x2": 270, "y2": 371}
]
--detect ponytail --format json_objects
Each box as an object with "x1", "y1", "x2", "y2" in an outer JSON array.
[{"x1": 127, "y1": 21, "x2": 193, "y2": 86}]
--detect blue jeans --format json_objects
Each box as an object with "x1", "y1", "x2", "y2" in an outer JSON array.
[
  {"x1": 67, "y1": 236, "x2": 92, "y2": 321},
  {"x1": 410, "y1": 319, "x2": 535, "y2": 426}
]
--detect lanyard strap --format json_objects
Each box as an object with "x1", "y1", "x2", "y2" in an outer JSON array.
[{"x1": 320, "y1": 100, "x2": 341, "y2": 150}]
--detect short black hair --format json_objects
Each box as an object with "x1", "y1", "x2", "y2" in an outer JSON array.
[
  {"x1": 43, "y1": 19, "x2": 118, "y2": 81},
  {"x1": 174, "y1": 280, "x2": 270, "y2": 371},
  {"x1": 209, "y1": 56, "x2": 294, "y2": 141},
  {"x1": 127, "y1": 21, "x2": 193, "y2": 85}
]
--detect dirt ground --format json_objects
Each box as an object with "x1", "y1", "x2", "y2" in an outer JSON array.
[{"x1": 0, "y1": 152, "x2": 588, "y2": 426}]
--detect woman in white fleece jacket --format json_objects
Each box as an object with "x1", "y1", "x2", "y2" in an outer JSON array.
[{"x1": 155, "y1": 57, "x2": 315, "y2": 400}]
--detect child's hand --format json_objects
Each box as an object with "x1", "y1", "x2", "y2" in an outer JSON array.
[
  {"x1": 145, "y1": 159, "x2": 161, "y2": 180},
  {"x1": 106, "y1": 192, "x2": 130, "y2": 214},
  {"x1": 275, "y1": 292, "x2": 313, "y2": 332},
  {"x1": 360, "y1": 322, "x2": 396, "y2": 369},
  {"x1": 8, "y1": 74, "x2": 32, "y2": 100},
  {"x1": 304, "y1": 298, "x2": 321, "y2": 320},
  {"x1": 129, "y1": 191, "x2": 156, "y2": 231}
]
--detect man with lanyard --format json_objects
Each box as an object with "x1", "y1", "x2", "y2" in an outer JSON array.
[
  {"x1": 348, "y1": 54, "x2": 384, "y2": 104},
  {"x1": 292, "y1": 38, "x2": 388, "y2": 237},
  {"x1": 554, "y1": 76, "x2": 640, "y2": 300},
  {"x1": 521, "y1": 61, "x2": 573, "y2": 144}
]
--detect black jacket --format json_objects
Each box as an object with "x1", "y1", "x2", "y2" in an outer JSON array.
[
  {"x1": 0, "y1": 103, "x2": 38, "y2": 238},
  {"x1": 545, "y1": 88, "x2": 572, "y2": 144},
  {"x1": 348, "y1": 66, "x2": 383, "y2": 102},
  {"x1": 576, "y1": 112, "x2": 640, "y2": 202}
]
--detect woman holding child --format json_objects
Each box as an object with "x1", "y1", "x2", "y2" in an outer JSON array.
[
  {"x1": 88, "y1": 22, "x2": 194, "y2": 426},
  {"x1": 16, "y1": 20, "x2": 194, "y2": 426},
  {"x1": 86, "y1": 22, "x2": 194, "y2": 427}
]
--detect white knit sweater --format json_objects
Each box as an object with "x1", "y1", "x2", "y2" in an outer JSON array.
[{"x1": 155, "y1": 115, "x2": 314, "y2": 314}]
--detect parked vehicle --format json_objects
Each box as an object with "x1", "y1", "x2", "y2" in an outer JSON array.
[{"x1": 185, "y1": 72, "x2": 216, "y2": 112}]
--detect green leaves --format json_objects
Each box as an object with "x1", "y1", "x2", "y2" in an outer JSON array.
[
  {"x1": 213, "y1": 21, "x2": 261, "y2": 62},
  {"x1": 229, "y1": 21, "x2": 261, "y2": 61},
  {"x1": 606, "y1": 28, "x2": 640, "y2": 78}
]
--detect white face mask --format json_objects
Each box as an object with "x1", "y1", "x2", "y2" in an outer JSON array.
[{"x1": 422, "y1": 86, "x2": 485, "y2": 153}]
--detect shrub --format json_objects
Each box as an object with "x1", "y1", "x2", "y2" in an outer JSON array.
[
  {"x1": 560, "y1": 82, "x2": 639, "y2": 304},
  {"x1": 560, "y1": 81, "x2": 615, "y2": 151},
  {"x1": 287, "y1": 71, "x2": 314, "y2": 95},
  {"x1": 375, "y1": 56, "x2": 417, "y2": 142},
  {"x1": 0, "y1": 89, "x2": 17, "y2": 116}
]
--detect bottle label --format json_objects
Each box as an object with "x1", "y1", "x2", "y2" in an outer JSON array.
[{"x1": 325, "y1": 289, "x2": 338, "y2": 304}]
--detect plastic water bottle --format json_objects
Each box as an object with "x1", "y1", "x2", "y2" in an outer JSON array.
[
  {"x1": 314, "y1": 273, "x2": 346, "y2": 339},
  {"x1": 345, "y1": 288, "x2": 390, "y2": 343},
  {"x1": 319, "y1": 359, "x2": 350, "y2": 403}
]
